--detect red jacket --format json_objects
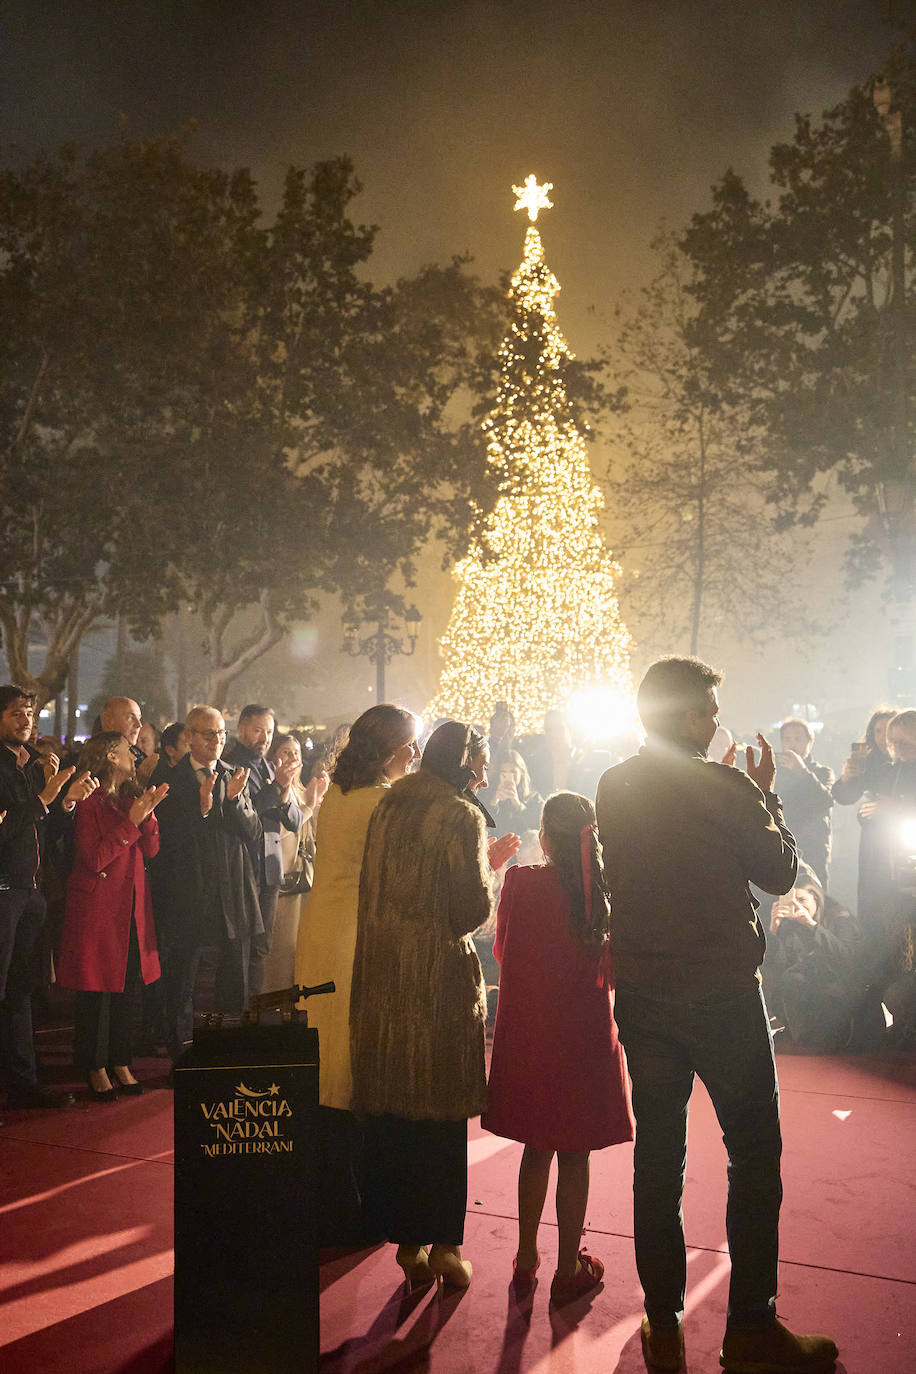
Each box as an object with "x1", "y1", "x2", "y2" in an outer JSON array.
[{"x1": 57, "y1": 790, "x2": 161, "y2": 993}]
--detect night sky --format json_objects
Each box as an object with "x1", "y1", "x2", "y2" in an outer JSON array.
[
  {"x1": 1, "y1": 0, "x2": 894, "y2": 354},
  {"x1": 0, "y1": 0, "x2": 903, "y2": 769}
]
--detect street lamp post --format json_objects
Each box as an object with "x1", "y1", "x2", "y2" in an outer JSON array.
[{"x1": 342, "y1": 605, "x2": 422, "y2": 703}]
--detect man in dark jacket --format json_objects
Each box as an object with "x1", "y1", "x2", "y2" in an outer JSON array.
[
  {"x1": 151, "y1": 704, "x2": 263, "y2": 1058},
  {"x1": 596, "y1": 657, "x2": 837, "y2": 1374},
  {"x1": 222, "y1": 704, "x2": 301, "y2": 996},
  {"x1": 0, "y1": 685, "x2": 96, "y2": 1108}
]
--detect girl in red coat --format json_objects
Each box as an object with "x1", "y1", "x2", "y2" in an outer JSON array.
[
  {"x1": 483, "y1": 792, "x2": 633, "y2": 1302},
  {"x1": 57, "y1": 732, "x2": 169, "y2": 1100}
]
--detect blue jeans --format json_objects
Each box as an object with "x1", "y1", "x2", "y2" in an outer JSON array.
[{"x1": 613, "y1": 981, "x2": 782, "y2": 1330}]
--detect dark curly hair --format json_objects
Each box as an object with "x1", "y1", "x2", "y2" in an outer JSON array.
[{"x1": 332, "y1": 705, "x2": 416, "y2": 794}]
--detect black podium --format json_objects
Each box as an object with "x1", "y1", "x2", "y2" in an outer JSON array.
[{"x1": 173, "y1": 993, "x2": 327, "y2": 1373}]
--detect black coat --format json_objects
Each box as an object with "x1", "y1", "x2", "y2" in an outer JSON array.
[
  {"x1": 773, "y1": 756, "x2": 834, "y2": 887},
  {"x1": 0, "y1": 742, "x2": 48, "y2": 889},
  {"x1": 221, "y1": 741, "x2": 302, "y2": 890},
  {"x1": 150, "y1": 753, "x2": 263, "y2": 946},
  {"x1": 831, "y1": 749, "x2": 896, "y2": 924}
]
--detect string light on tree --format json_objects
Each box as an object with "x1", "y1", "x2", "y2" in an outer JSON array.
[{"x1": 427, "y1": 176, "x2": 633, "y2": 734}]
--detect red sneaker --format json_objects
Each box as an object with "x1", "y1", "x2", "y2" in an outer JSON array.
[{"x1": 549, "y1": 1250, "x2": 604, "y2": 1304}]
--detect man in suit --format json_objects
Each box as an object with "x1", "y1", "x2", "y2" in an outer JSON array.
[
  {"x1": 0, "y1": 685, "x2": 97, "y2": 1108},
  {"x1": 222, "y1": 705, "x2": 302, "y2": 996},
  {"x1": 151, "y1": 704, "x2": 263, "y2": 1058}
]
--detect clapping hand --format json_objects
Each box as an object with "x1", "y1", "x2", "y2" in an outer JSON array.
[
  {"x1": 745, "y1": 733, "x2": 776, "y2": 793},
  {"x1": 136, "y1": 753, "x2": 159, "y2": 785},
  {"x1": 63, "y1": 770, "x2": 100, "y2": 809},
  {"x1": 488, "y1": 832, "x2": 521, "y2": 870},
  {"x1": 274, "y1": 755, "x2": 299, "y2": 794},
  {"x1": 226, "y1": 766, "x2": 249, "y2": 801},
  {"x1": 721, "y1": 740, "x2": 739, "y2": 768},
  {"x1": 129, "y1": 783, "x2": 170, "y2": 827},
  {"x1": 41, "y1": 752, "x2": 61, "y2": 784},
  {"x1": 303, "y1": 770, "x2": 330, "y2": 810},
  {"x1": 199, "y1": 770, "x2": 217, "y2": 815},
  {"x1": 39, "y1": 764, "x2": 76, "y2": 807}
]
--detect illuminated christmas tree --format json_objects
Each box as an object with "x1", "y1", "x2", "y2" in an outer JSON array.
[{"x1": 427, "y1": 176, "x2": 633, "y2": 735}]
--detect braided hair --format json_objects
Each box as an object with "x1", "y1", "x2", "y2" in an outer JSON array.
[{"x1": 540, "y1": 791, "x2": 610, "y2": 945}]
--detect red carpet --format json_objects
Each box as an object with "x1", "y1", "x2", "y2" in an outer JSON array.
[{"x1": 1, "y1": 1040, "x2": 913, "y2": 1372}]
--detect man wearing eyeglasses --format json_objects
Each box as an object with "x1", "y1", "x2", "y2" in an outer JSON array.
[{"x1": 151, "y1": 704, "x2": 264, "y2": 1060}]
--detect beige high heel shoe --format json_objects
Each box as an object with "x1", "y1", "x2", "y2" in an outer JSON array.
[
  {"x1": 395, "y1": 1245, "x2": 435, "y2": 1292},
  {"x1": 428, "y1": 1244, "x2": 472, "y2": 1291}
]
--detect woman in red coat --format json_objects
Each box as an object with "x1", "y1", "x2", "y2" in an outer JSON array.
[{"x1": 57, "y1": 732, "x2": 169, "y2": 1100}]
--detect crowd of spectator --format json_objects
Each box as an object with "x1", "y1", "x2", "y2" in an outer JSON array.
[
  {"x1": 2, "y1": 681, "x2": 914, "y2": 1118},
  {"x1": 9, "y1": 663, "x2": 915, "y2": 1369}
]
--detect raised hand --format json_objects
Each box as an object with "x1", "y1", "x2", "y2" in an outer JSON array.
[
  {"x1": 129, "y1": 782, "x2": 170, "y2": 827},
  {"x1": 488, "y1": 832, "x2": 522, "y2": 870},
  {"x1": 273, "y1": 755, "x2": 299, "y2": 794},
  {"x1": 199, "y1": 770, "x2": 217, "y2": 815},
  {"x1": 226, "y1": 766, "x2": 249, "y2": 801},
  {"x1": 136, "y1": 752, "x2": 159, "y2": 785},
  {"x1": 745, "y1": 733, "x2": 776, "y2": 793},
  {"x1": 63, "y1": 770, "x2": 100, "y2": 808},
  {"x1": 842, "y1": 750, "x2": 867, "y2": 781},
  {"x1": 39, "y1": 765, "x2": 75, "y2": 807},
  {"x1": 721, "y1": 740, "x2": 739, "y2": 768},
  {"x1": 41, "y1": 752, "x2": 61, "y2": 783}
]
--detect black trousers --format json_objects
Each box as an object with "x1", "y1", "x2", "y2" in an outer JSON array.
[
  {"x1": 248, "y1": 885, "x2": 279, "y2": 998},
  {"x1": 73, "y1": 922, "x2": 142, "y2": 1072},
  {"x1": 0, "y1": 888, "x2": 45, "y2": 1091},
  {"x1": 165, "y1": 934, "x2": 248, "y2": 1056},
  {"x1": 362, "y1": 1114, "x2": 468, "y2": 1246}
]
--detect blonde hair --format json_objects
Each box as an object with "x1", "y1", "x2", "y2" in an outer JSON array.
[
  {"x1": 269, "y1": 732, "x2": 307, "y2": 806},
  {"x1": 886, "y1": 709, "x2": 916, "y2": 760}
]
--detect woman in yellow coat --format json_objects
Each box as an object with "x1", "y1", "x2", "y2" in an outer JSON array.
[{"x1": 294, "y1": 703, "x2": 419, "y2": 1240}]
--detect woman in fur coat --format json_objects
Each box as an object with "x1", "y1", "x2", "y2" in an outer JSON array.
[{"x1": 350, "y1": 721, "x2": 519, "y2": 1291}]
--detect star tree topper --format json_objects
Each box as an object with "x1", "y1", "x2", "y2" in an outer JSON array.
[{"x1": 513, "y1": 174, "x2": 554, "y2": 222}]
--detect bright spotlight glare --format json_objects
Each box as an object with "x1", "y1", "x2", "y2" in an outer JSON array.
[
  {"x1": 565, "y1": 685, "x2": 636, "y2": 744},
  {"x1": 900, "y1": 817, "x2": 916, "y2": 855}
]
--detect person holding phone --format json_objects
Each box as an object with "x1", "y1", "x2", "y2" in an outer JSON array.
[
  {"x1": 491, "y1": 750, "x2": 543, "y2": 837},
  {"x1": 832, "y1": 708, "x2": 896, "y2": 929}
]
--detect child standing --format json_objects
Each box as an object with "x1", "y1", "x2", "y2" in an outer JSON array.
[{"x1": 483, "y1": 792, "x2": 633, "y2": 1302}]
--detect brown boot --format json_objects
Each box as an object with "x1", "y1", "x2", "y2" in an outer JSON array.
[{"x1": 720, "y1": 1318, "x2": 838, "y2": 1373}]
